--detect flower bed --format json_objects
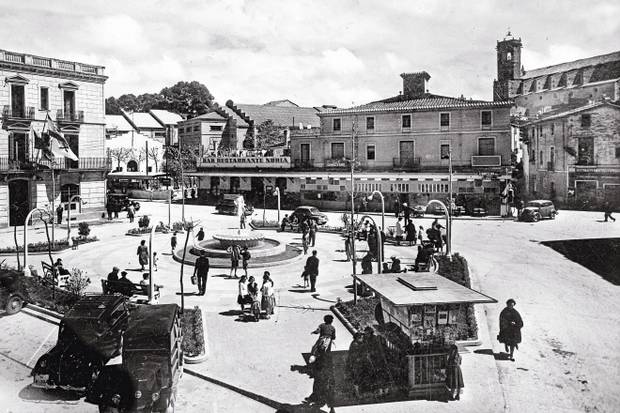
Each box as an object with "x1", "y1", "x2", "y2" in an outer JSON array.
[
  {"x1": 0, "y1": 236, "x2": 99, "y2": 254},
  {"x1": 335, "y1": 297, "x2": 380, "y2": 332},
  {"x1": 182, "y1": 306, "x2": 205, "y2": 358}
]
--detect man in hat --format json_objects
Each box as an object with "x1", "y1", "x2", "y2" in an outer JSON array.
[
  {"x1": 117, "y1": 271, "x2": 135, "y2": 297},
  {"x1": 193, "y1": 250, "x2": 210, "y2": 295},
  {"x1": 305, "y1": 250, "x2": 320, "y2": 292},
  {"x1": 105, "y1": 266, "x2": 120, "y2": 294}
]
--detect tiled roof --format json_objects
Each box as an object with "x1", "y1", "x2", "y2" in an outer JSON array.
[
  {"x1": 227, "y1": 101, "x2": 321, "y2": 128},
  {"x1": 322, "y1": 93, "x2": 513, "y2": 115},
  {"x1": 184, "y1": 111, "x2": 227, "y2": 122},
  {"x1": 149, "y1": 109, "x2": 184, "y2": 125},
  {"x1": 125, "y1": 112, "x2": 163, "y2": 129},
  {"x1": 214, "y1": 104, "x2": 250, "y2": 127},
  {"x1": 105, "y1": 115, "x2": 134, "y2": 132},
  {"x1": 522, "y1": 50, "x2": 620, "y2": 79},
  {"x1": 526, "y1": 101, "x2": 620, "y2": 124}
]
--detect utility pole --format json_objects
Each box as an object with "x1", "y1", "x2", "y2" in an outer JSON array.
[
  {"x1": 448, "y1": 149, "x2": 453, "y2": 255},
  {"x1": 350, "y1": 118, "x2": 358, "y2": 304}
]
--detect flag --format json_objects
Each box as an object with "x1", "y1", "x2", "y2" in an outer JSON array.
[
  {"x1": 43, "y1": 114, "x2": 79, "y2": 161},
  {"x1": 33, "y1": 129, "x2": 54, "y2": 161}
]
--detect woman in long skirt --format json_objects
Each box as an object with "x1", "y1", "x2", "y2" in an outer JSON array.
[
  {"x1": 137, "y1": 240, "x2": 149, "y2": 271},
  {"x1": 260, "y1": 271, "x2": 275, "y2": 319},
  {"x1": 445, "y1": 344, "x2": 464, "y2": 400}
]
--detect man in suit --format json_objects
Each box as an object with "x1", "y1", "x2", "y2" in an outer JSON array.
[{"x1": 305, "y1": 250, "x2": 320, "y2": 292}]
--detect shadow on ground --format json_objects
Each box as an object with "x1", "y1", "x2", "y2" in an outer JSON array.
[{"x1": 19, "y1": 385, "x2": 82, "y2": 402}]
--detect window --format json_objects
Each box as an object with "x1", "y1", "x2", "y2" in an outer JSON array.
[
  {"x1": 550, "y1": 123, "x2": 555, "y2": 135},
  {"x1": 40, "y1": 87, "x2": 49, "y2": 110},
  {"x1": 193, "y1": 125, "x2": 200, "y2": 132},
  {"x1": 478, "y1": 137, "x2": 495, "y2": 156},
  {"x1": 440, "y1": 113, "x2": 450, "y2": 128},
  {"x1": 616, "y1": 147, "x2": 620, "y2": 158},
  {"x1": 402, "y1": 114, "x2": 411, "y2": 128},
  {"x1": 440, "y1": 143, "x2": 451, "y2": 160},
  {"x1": 366, "y1": 144, "x2": 376, "y2": 160},
  {"x1": 366, "y1": 117, "x2": 374, "y2": 131},
  {"x1": 331, "y1": 142, "x2": 345, "y2": 159},
  {"x1": 581, "y1": 114, "x2": 591, "y2": 127},
  {"x1": 539, "y1": 150, "x2": 544, "y2": 167},
  {"x1": 549, "y1": 147, "x2": 555, "y2": 165},
  {"x1": 481, "y1": 111, "x2": 492, "y2": 127},
  {"x1": 332, "y1": 118, "x2": 341, "y2": 131},
  {"x1": 210, "y1": 125, "x2": 222, "y2": 131},
  {"x1": 506, "y1": 52, "x2": 512, "y2": 61}
]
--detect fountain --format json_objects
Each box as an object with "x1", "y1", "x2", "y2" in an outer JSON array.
[{"x1": 173, "y1": 229, "x2": 302, "y2": 267}]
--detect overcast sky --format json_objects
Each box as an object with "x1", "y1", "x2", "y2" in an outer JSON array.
[{"x1": 1, "y1": 0, "x2": 618, "y2": 108}]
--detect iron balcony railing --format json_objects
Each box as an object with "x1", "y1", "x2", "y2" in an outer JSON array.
[
  {"x1": 293, "y1": 159, "x2": 314, "y2": 170},
  {"x1": 2, "y1": 105, "x2": 35, "y2": 120},
  {"x1": 29, "y1": 156, "x2": 111, "y2": 170},
  {"x1": 56, "y1": 110, "x2": 84, "y2": 123},
  {"x1": 393, "y1": 157, "x2": 421, "y2": 171}
]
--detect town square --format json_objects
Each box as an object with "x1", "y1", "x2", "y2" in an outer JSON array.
[{"x1": 0, "y1": 1, "x2": 619, "y2": 412}]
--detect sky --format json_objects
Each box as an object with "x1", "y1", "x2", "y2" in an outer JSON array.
[{"x1": 0, "y1": 0, "x2": 618, "y2": 108}]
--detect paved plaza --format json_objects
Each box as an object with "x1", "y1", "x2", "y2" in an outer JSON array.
[{"x1": 0, "y1": 202, "x2": 619, "y2": 412}]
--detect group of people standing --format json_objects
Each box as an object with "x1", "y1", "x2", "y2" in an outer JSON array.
[{"x1": 237, "y1": 271, "x2": 276, "y2": 321}]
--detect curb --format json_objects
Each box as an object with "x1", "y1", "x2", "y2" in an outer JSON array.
[
  {"x1": 21, "y1": 303, "x2": 62, "y2": 325},
  {"x1": 184, "y1": 305, "x2": 209, "y2": 364},
  {"x1": 330, "y1": 304, "x2": 358, "y2": 336}
]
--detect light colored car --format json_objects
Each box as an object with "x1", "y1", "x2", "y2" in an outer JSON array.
[{"x1": 520, "y1": 200, "x2": 557, "y2": 222}]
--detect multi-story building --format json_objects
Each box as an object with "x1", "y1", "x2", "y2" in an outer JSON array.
[
  {"x1": 523, "y1": 100, "x2": 620, "y2": 206},
  {"x1": 0, "y1": 49, "x2": 109, "y2": 226},
  {"x1": 177, "y1": 105, "x2": 249, "y2": 154},
  {"x1": 291, "y1": 72, "x2": 514, "y2": 214}
]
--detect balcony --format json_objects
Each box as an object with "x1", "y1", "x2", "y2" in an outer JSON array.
[
  {"x1": 293, "y1": 159, "x2": 314, "y2": 170},
  {"x1": 2, "y1": 105, "x2": 35, "y2": 120},
  {"x1": 29, "y1": 156, "x2": 111, "y2": 170},
  {"x1": 197, "y1": 155, "x2": 291, "y2": 169},
  {"x1": 56, "y1": 110, "x2": 84, "y2": 123},
  {"x1": 324, "y1": 158, "x2": 349, "y2": 169},
  {"x1": 547, "y1": 161, "x2": 555, "y2": 171},
  {"x1": 471, "y1": 155, "x2": 502, "y2": 167},
  {"x1": 393, "y1": 157, "x2": 421, "y2": 171}
]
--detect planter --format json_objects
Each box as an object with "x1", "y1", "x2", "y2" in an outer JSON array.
[
  {"x1": 0, "y1": 237, "x2": 99, "y2": 255},
  {"x1": 182, "y1": 306, "x2": 208, "y2": 363}
]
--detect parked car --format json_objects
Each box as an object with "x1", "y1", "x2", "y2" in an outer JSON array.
[
  {"x1": 291, "y1": 206, "x2": 328, "y2": 225},
  {"x1": 86, "y1": 304, "x2": 183, "y2": 413},
  {"x1": 520, "y1": 200, "x2": 557, "y2": 222},
  {"x1": 0, "y1": 270, "x2": 31, "y2": 315},
  {"x1": 216, "y1": 194, "x2": 253, "y2": 216},
  {"x1": 32, "y1": 295, "x2": 130, "y2": 392},
  {"x1": 451, "y1": 205, "x2": 467, "y2": 216},
  {"x1": 411, "y1": 205, "x2": 426, "y2": 218},
  {"x1": 471, "y1": 207, "x2": 487, "y2": 217},
  {"x1": 425, "y1": 203, "x2": 447, "y2": 216},
  {"x1": 107, "y1": 193, "x2": 141, "y2": 213}
]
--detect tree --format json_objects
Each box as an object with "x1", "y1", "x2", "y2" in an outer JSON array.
[
  {"x1": 147, "y1": 146, "x2": 160, "y2": 172},
  {"x1": 117, "y1": 94, "x2": 140, "y2": 112},
  {"x1": 130, "y1": 147, "x2": 146, "y2": 168},
  {"x1": 164, "y1": 145, "x2": 198, "y2": 185},
  {"x1": 108, "y1": 148, "x2": 131, "y2": 170},
  {"x1": 105, "y1": 97, "x2": 122, "y2": 115},
  {"x1": 256, "y1": 119, "x2": 285, "y2": 149},
  {"x1": 159, "y1": 81, "x2": 214, "y2": 118}
]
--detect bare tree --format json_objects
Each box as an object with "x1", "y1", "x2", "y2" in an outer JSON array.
[
  {"x1": 129, "y1": 147, "x2": 147, "y2": 170},
  {"x1": 108, "y1": 148, "x2": 131, "y2": 170},
  {"x1": 147, "y1": 146, "x2": 160, "y2": 172}
]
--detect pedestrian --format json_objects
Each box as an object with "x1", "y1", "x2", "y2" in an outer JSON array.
[
  {"x1": 306, "y1": 350, "x2": 334, "y2": 408},
  {"x1": 227, "y1": 244, "x2": 241, "y2": 278},
  {"x1": 311, "y1": 314, "x2": 336, "y2": 357},
  {"x1": 280, "y1": 214, "x2": 290, "y2": 232},
  {"x1": 53, "y1": 258, "x2": 70, "y2": 276},
  {"x1": 127, "y1": 204, "x2": 135, "y2": 223},
  {"x1": 402, "y1": 202, "x2": 411, "y2": 226},
  {"x1": 361, "y1": 252, "x2": 373, "y2": 274},
  {"x1": 446, "y1": 343, "x2": 464, "y2": 400},
  {"x1": 301, "y1": 218, "x2": 309, "y2": 238},
  {"x1": 56, "y1": 204, "x2": 63, "y2": 226},
  {"x1": 308, "y1": 219, "x2": 317, "y2": 247},
  {"x1": 240, "y1": 212, "x2": 246, "y2": 229},
  {"x1": 170, "y1": 231, "x2": 178, "y2": 254},
  {"x1": 344, "y1": 233, "x2": 353, "y2": 262},
  {"x1": 418, "y1": 225, "x2": 425, "y2": 245},
  {"x1": 190, "y1": 187, "x2": 196, "y2": 199},
  {"x1": 114, "y1": 206, "x2": 119, "y2": 219},
  {"x1": 117, "y1": 271, "x2": 135, "y2": 297},
  {"x1": 106, "y1": 202, "x2": 113, "y2": 221},
  {"x1": 305, "y1": 250, "x2": 320, "y2": 292},
  {"x1": 247, "y1": 275, "x2": 261, "y2": 322},
  {"x1": 237, "y1": 275, "x2": 249, "y2": 311},
  {"x1": 604, "y1": 202, "x2": 616, "y2": 222},
  {"x1": 196, "y1": 227, "x2": 205, "y2": 241},
  {"x1": 260, "y1": 271, "x2": 276, "y2": 319},
  {"x1": 394, "y1": 217, "x2": 404, "y2": 246},
  {"x1": 193, "y1": 250, "x2": 210, "y2": 295},
  {"x1": 517, "y1": 199, "x2": 525, "y2": 219},
  {"x1": 393, "y1": 199, "x2": 401, "y2": 218},
  {"x1": 152, "y1": 252, "x2": 158, "y2": 271},
  {"x1": 498, "y1": 298, "x2": 524, "y2": 361},
  {"x1": 105, "y1": 266, "x2": 120, "y2": 294},
  {"x1": 137, "y1": 240, "x2": 149, "y2": 271},
  {"x1": 405, "y1": 221, "x2": 416, "y2": 246},
  {"x1": 432, "y1": 218, "x2": 440, "y2": 230},
  {"x1": 302, "y1": 233, "x2": 309, "y2": 255},
  {"x1": 367, "y1": 226, "x2": 378, "y2": 257},
  {"x1": 241, "y1": 246, "x2": 251, "y2": 277}
]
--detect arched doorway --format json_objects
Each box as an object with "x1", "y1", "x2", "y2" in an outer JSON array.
[
  {"x1": 127, "y1": 160, "x2": 138, "y2": 172},
  {"x1": 8, "y1": 179, "x2": 29, "y2": 226}
]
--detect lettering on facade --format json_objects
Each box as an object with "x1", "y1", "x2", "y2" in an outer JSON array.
[{"x1": 199, "y1": 156, "x2": 291, "y2": 168}]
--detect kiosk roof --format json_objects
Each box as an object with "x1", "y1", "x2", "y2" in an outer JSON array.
[{"x1": 355, "y1": 273, "x2": 497, "y2": 306}]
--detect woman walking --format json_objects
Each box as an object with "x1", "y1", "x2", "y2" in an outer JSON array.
[
  {"x1": 405, "y1": 221, "x2": 416, "y2": 246},
  {"x1": 260, "y1": 271, "x2": 276, "y2": 319},
  {"x1": 498, "y1": 298, "x2": 524, "y2": 361},
  {"x1": 446, "y1": 344, "x2": 464, "y2": 400},
  {"x1": 227, "y1": 244, "x2": 241, "y2": 278},
  {"x1": 137, "y1": 240, "x2": 149, "y2": 271}
]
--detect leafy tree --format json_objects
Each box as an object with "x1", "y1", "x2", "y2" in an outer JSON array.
[
  {"x1": 256, "y1": 119, "x2": 285, "y2": 149},
  {"x1": 105, "y1": 97, "x2": 122, "y2": 115},
  {"x1": 137, "y1": 93, "x2": 164, "y2": 112},
  {"x1": 164, "y1": 145, "x2": 199, "y2": 185},
  {"x1": 159, "y1": 81, "x2": 214, "y2": 118},
  {"x1": 117, "y1": 94, "x2": 140, "y2": 112}
]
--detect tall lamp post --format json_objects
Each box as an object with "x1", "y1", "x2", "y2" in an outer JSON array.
[
  {"x1": 368, "y1": 190, "x2": 385, "y2": 231},
  {"x1": 273, "y1": 187, "x2": 281, "y2": 223},
  {"x1": 66, "y1": 195, "x2": 85, "y2": 241}
]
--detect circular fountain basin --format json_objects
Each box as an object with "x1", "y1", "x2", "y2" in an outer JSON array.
[{"x1": 212, "y1": 230, "x2": 265, "y2": 248}]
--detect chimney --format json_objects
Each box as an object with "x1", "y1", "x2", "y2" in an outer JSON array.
[{"x1": 401, "y1": 71, "x2": 431, "y2": 99}]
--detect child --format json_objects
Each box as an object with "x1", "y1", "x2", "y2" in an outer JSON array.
[
  {"x1": 418, "y1": 226, "x2": 425, "y2": 244},
  {"x1": 153, "y1": 252, "x2": 159, "y2": 271},
  {"x1": 302, "y1": 234, "x2": 309, "y2": 255},
  {"x1": 301, "y1": 268, "x2": 310, "y2": 288}
]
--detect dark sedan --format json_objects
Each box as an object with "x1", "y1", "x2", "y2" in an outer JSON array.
[
  {"x1": 291, "y1": 206, "x2": 328, "y2": 225},
  {"x1": 520, "y1": 200, "x2": 557, "y2": 222}
]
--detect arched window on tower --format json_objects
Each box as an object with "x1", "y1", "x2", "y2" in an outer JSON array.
[{"x1": 506, "y1": 52, "x2": 512, "y2": 61}]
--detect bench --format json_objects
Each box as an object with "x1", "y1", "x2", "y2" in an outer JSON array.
[
  {"x1": 101, "y1": 279, "x2": 160, "y2": 303},
  {"x1": 41, "y1": 261, "x2": 69, "y2": 288}
]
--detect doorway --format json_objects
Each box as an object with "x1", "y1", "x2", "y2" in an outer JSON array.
[{"x1": 9, "y1": 179, "x2": 29, "y2": 226}]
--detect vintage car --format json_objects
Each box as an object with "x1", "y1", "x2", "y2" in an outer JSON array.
[
  {"x1": 86, "y1": 304, "x2": 183, "y2": 413},
  {"x1": 107, "y1": 193, "x2": 141, "y2": 213},
  {"x1": 520, "y1": 200, "x2": 557, "y2": 222},
  {"x1": 32, "y1": 295, "x2": 130, "y2": 392},
  {"x1": 0, "y1": 270, "x2": 31, "y2": 315},
  {"x1": 216, "y1": 194, "x2": 254, "y2": 216},
  {"x1": 291, "y1": 206, "x2": 328, "y2": 225},
  {"x1": 411, "y1": 205, "x2": 426, "y2": 218}
]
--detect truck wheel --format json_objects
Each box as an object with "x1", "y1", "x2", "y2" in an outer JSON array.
[{"x1": 5, "y1": 296, "x2": 24, "y2": 315}]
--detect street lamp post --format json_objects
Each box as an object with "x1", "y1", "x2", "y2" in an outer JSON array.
[
  {"x1": 447, "y1": 149, "x2": 453, "y2": 255},
  {"x1": 66, "y1": 195, "x2": 85, "y2": 241},
  {"x1": 148, "y1": 224, "x2": 157, "y2": 303},
  {"x1": 368, "y1": 190, "x2": 385, "y2": 231},
  {"x1": 23, "y1": 207, "x2": 48, "y2": 274},
  {"x1": 273, "y1": 187, "x2": 281, "y2": 223}
]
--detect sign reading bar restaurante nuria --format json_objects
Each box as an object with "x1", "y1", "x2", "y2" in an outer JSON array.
[{"x1": 198, "y1": 156, "x2": 291, "y2": 169}]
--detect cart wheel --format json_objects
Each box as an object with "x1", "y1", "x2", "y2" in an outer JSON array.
[{"x1": 5, "y1": 296, "x2": 24, "y2": 315}]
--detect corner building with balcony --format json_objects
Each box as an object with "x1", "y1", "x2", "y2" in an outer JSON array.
[
  {"x1": 291, "y1": 72, "x2": 514, "y2": 215},
  {"x1": 0, "y1": 49, "x2": 108, "y2": 226}
]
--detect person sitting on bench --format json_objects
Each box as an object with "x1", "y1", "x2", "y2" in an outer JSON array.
[
  {"x1": 116, "y1": 271, "x2": 135, "y2": 297},
  {"x1": 140, "y1": 273, "x2": 162, "y2": 295},
  {"x1": 390, "y1": 256, "x2": 402, "y2": 273},
  {"x1": 53, "y1": 258, "x2": 70, "y2": 276}
]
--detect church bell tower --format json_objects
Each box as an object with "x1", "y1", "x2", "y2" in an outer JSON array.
[{"x1": 493, "y1": 31, "x2": 522, "y2": 100}]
